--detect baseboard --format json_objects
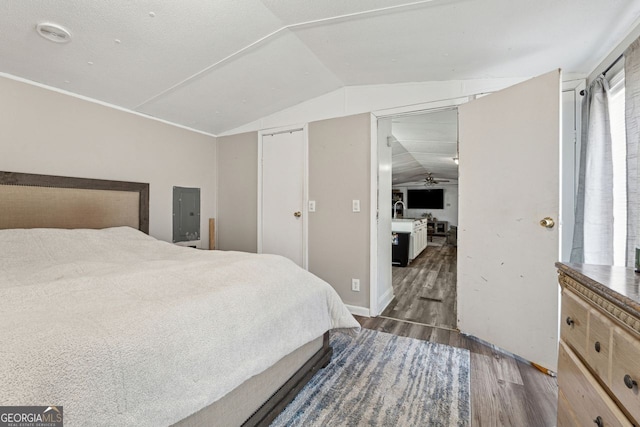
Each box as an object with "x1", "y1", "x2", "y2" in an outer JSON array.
[
  {"x1": 345, "y1": 304, "x2": 370, "y2": 317},
  {"x1": 377, "y1": 287, "x2": 395, "y2": 314}
]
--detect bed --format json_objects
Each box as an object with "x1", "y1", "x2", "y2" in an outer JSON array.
[{"x1": 0, "y1": 171, "x2": 360, "y2": 427}]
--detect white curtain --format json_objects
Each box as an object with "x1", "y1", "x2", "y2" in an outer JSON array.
[
  {"x1": 625, "y1": 38, "x2": 640, "y2": 267},
  {"x1": 571, "y1": 76, "x2": 614, "y2": 264}
]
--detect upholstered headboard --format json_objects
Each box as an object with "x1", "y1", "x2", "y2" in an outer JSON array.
[{"x1": 0, "y1": 171, "x2": 149, "y2": 233}]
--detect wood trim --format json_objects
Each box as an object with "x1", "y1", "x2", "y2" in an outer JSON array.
[
  {"x1": 0, "y1": 171, "x2": 149, "y2": 233},
  {"x1": 243, "y1": 332, "x2": 332, "y2": 427}
]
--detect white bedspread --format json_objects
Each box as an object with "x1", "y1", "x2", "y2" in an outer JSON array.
[{"x1": 0, "y1": 227, "x2": 360, "y2": 426}]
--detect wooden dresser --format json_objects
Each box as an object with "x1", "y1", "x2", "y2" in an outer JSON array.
[{"x1": 556, "y1": 263, "x2": 640, "y2": 427}]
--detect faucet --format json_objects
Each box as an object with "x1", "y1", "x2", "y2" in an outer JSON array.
[{"x1": 393, "y1": 200, "x2": 406, "y2": 219}]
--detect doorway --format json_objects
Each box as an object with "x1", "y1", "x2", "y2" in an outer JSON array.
[
  {"x1": 372, "y1": 71, "x2": 575, "y2": 369},
  {"x1": 379, "y1": 109, "x2": 459, "y2": 329}
]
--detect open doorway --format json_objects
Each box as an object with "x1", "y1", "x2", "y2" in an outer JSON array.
[{"x1": 381, "y1": 108, "x2": 459, "y2": 329}]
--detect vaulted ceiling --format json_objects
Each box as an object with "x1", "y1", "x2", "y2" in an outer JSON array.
[
  {"x1": 391, "y1": 109, "x2": 458, "y2": 185},
  {"x1": 2, "y1": 1, "x2": 639, "y2": 135}
]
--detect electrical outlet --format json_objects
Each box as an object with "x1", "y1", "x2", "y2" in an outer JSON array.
[
  {"x1": 309, "y1": 200, "x2": 316, "y2": 212},
  {"x1": 352, "y1": 199, "x2": 360, "y2": 212},
  {"x1": 351, "y1": 278, "x2": 360, "y2": 292}
]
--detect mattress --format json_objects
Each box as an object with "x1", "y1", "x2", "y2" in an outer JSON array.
[{"x1": 0, "y1": 227, "x2": 360, "y2": 426}]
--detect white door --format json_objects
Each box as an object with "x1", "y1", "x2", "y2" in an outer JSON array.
[
  {"x1": 260, "y1": 128, "x2": 307, "y2": 268},
  {"x1": 458, "y1": 70, "x2": 560, "y2": 370}
]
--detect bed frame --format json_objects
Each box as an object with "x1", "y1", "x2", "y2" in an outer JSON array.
[
  {"x1": 0, "y1": 171, "x2": 332, "y2": 426},
  {"x1": 247, "y1": 336, "x2": 332, "y2": 426},
  {"x1": 0, "y1": 171, "x2": 149, "y2": 233}
]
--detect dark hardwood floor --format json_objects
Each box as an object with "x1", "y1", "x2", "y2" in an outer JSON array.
[
  {"x1": 375, "y1": 234, "x2": 557, "y2": 425},
  {"x1": 383, "y1": 237, "x2": 457, "y2": 328},
  {"x1": 354, "y1": 316, "x2": 558, "y2": 426}
]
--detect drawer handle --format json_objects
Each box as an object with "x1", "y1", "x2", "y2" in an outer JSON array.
[
  {"x1": 624, "y1": 374, "x2": 638, "y2": 389},
  {"x1": 594, "y1": 341, "x2": 600, "y2": 353},
  {"x1": 566, "y1": 316, "x2": 575, "y2": 326},
  {"x1": 593, "y1": 416, "x2": 603, "y2": 427}
]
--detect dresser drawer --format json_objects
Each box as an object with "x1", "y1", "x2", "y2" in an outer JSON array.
[
  {"x1": 561, "y1": 289, "x2": 589, "y2": 357},
  {"x1": 558, "y1": 342, "x2": 633, "y2": 427},
  {"x1": 587, "y1": 309, "x2": 613, "y2": 386},
  {"x1": 611, "y1": 326, "x2": 640, "y2": 424}
]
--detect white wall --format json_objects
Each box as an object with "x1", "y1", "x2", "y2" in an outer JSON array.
[
  {"x1": 376, "y1": 118, "x2": 394, "y2": 315},
  {"x1": 221, "y1": 78, "x2": 528, "y2": 136},
  {"x1": 0, "y1": 75, "x2": 217, "y2": 246},
  {"x1": 588, "y1": 17, "x2": 640, "y2": 83},
  {"x1": 393, "y1": 185, "x2": 459, "y2": 227}
]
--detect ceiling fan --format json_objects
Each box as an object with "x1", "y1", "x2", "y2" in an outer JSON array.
[{"x1": 422, "y1": 172, "x2": 450, "y2": 186}]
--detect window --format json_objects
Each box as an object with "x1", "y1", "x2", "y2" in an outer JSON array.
[{"x1": 608, "y1": 69, "x2": 627, "y2": 266}]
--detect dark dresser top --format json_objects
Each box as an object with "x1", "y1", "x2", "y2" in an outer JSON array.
[{"x1": 556, "y1": 263, "x2": 640, "y2": 319}]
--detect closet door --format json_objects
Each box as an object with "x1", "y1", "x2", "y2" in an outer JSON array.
[
  {"x1": 259, "y1": 128, "x2": 307, "y2": 268},
  {"x1": 458, "y1": 70, "x2": 560, "y2": 370}
]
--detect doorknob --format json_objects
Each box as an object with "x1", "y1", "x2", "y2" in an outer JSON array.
[
  {"x1": 540, "y1": 217, "x2": 555, "y2": 228},
  {"x1": 293, "y1": 211, "x2": 302, "y2": 218}
]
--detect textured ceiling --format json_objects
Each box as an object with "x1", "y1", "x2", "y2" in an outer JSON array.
[
  {"x1": 1, "y1": 0, "x2": 640, "y2": 135},
  {"x1": 391, "y1": 109, "x2": 458, "y2": 185}
]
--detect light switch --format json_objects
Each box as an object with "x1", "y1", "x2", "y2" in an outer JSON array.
[
  {"x1": 352, "y1": 199, "x2": 360, "y2": 212},
  {"x1": 309, "y1": 200, "x2": 316, "y2": 212}
]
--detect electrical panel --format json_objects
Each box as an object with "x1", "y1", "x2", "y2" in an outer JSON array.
[{"x1": 172, "y1": 186, "x2": 200, "y2": 243}]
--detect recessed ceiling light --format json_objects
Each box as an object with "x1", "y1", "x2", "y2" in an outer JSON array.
[{"x1": 36, "y1": 23, "x2": 71, "y2": 43}]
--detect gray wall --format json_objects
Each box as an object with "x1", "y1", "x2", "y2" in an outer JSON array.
[
  {"x1": 0, "y1": 76, "x2": 217, "y2": 246},
  {"x1": 215, "y1": 114, "x2": 371, "y2": 308},
  {"x1": 216, "y1": 132, "x2": 258, "y2": 252},
  {"x1": 308, "y1": 113, "x2": 371, "y2": 307}
]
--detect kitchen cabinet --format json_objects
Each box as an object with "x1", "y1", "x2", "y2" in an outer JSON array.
[
  {"x1": 392, "y1": 218, "x2": 428, "y2": 265},
  {"x1": 412, "y1": 219, "x2": 428, "y2": 259}
]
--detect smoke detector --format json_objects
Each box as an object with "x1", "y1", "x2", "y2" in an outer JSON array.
[{"x1": 36, "y1": 23, "x2": 71, "y2": 43}]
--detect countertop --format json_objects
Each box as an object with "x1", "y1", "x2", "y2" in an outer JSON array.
[
  {"x1": 391, "y1": 218, "x2": 428, "y2": 233},
  {"x1": 556, "y1": 262, "x2": 640, "y2": 320}
]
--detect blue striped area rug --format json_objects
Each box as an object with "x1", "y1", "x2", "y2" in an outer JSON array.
[{"x1": 272, "y1": 329, "x2": 470, "y2": 426}]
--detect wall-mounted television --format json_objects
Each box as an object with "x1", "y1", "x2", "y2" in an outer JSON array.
[{"x1": 407, "y1": 189, "x2": 444, "y2": 209}]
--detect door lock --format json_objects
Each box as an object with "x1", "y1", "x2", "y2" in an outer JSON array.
[{"x1": 293, "y1": 211, "x2": 302, "y2": 218}]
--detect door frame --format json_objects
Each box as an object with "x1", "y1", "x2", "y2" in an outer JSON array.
[
  {"x1": 370, "y1": 98, "x2": 469, "y2": 317},
  {"x1": 559, "y1": 79, "x2": 585, "y2": 262},
  {"x1": 370, "y1": 84, "x2": 578, "y2": 328},
  {"x1": 257, "y1": 124, "x2": 309, "y2": 269}
]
